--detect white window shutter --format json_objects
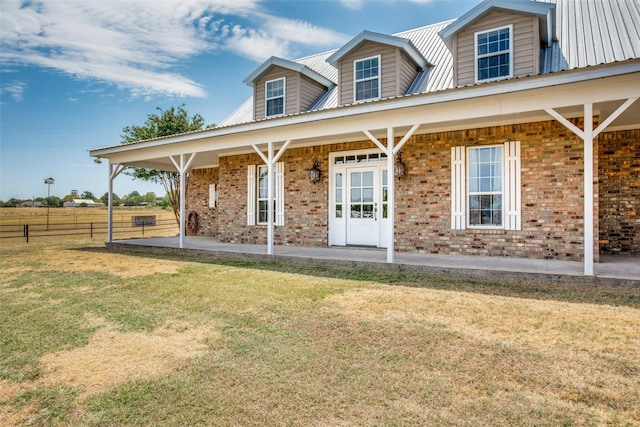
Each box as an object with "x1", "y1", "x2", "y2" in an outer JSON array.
[
  {"x1": 247, "y1": 165, "x2": 256, "y2": 226},
  {"x1": 504, "y1": 141, "x2": 521, "y2": 230},
  {"x1": 209, "y1": 184, "x2": 217, "y2": 208},
  {"x1": 276, "y1": 161, "x2": 285, "y2": 226},
  {"x1": 451, "y1": 146, "x2": 466, "y2": 229}
]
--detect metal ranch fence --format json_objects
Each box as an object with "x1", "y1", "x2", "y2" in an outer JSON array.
[{"x1": 0, "y1": 216, "x2": 178, "y2": 242}]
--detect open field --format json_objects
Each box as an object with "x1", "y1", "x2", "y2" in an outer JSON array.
[
  {"x1": 0, "y1": 208, "x2": 178, "y2": 241},
  {"x1": 1, "y1": 237, "x2": 639, "y2": 426}
]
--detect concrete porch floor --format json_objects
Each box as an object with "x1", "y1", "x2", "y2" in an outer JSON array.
[{"x1": 106, "y1": 236, "x2": 640, "y2": 287}]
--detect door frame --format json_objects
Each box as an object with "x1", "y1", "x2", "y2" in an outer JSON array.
[{"x1": 328, "y1": 149, "x2": 389, "y2": 247}]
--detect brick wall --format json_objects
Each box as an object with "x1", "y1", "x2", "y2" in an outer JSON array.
[
  {"x1": 599, "y1": 129, "x2": 640, "y2": 255},
  {"x1": 186, "y1": 168, "x2": 218, "y2": 236},
  {"x1": 186, "y1": 120, "x2": 639, "y2": 261},
  {"x1": 393, "y1": 120, "x2": 588, "y2": 260}
]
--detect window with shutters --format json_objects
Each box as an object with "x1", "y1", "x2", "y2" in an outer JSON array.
[
  {"x1": 451, "y1": 142, "x2": 521, "y2": 230},
  {"x1": 247, "y1": 163, "x2": 285, "y2": 226}
]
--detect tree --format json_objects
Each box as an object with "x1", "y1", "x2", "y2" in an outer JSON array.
[
  {"x1": 121, "y1": 105, "x2": 212, "y2": 223},
  {"x1": 81, "y1": 191, "x2": 96, "y2": 200},
  {"x1": 101, "y1": 192, "x2": 120, "y2": 206}
]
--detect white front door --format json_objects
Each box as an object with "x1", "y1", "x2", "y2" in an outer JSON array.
[
  {"x1": 329, "y1": 150, "x2": 389, "y2": 248},
  {"x1": 347, "y1": 167, "x2": 379, "y2": 246}
]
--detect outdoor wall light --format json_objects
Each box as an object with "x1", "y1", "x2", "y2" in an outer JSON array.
[
  {"x1": 309, "y1": 157, "x2": 321, "y2": 184},
  {"x1": 394, "y1": 151, "x2": 405, "y2": 180}
]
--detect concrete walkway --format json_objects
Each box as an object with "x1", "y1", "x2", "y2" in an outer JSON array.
[{"x1": 107, "y1": 236, "x2": 640, "y2": 287}]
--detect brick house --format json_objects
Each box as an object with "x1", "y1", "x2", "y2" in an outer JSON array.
[{"x1": 91, "y1": 0, "x2": 640, "y2": 276}]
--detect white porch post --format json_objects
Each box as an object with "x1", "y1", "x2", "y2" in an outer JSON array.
[
  {"x1": 546, "y1": 97, "x2": 637, "y2": 276},
  {"x1": 584, "y1": 103, "x2": 594, "y2": 276},
  {"x1": 363, "y1": 124, "x2": 420, "y2": 263},
  {"x1": 108, "y1": 162, "x2": 125, "y2": 243},
  {"x1": 267, "y1": 142, "x2": 274, "y2": 255},
  {"x1": 251, "y1": 140, "x2": 291, "y2": 256},
  {"x1": 170, "y1": 153, "x2": 197, "y2": 249},
  {"x1": 386, "y1": 127, "x2": 395, "y2": 263}
]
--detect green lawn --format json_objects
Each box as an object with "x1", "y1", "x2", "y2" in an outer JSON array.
[{"x1": 1, "y1": 238, "x2": 639, "y2": 426}]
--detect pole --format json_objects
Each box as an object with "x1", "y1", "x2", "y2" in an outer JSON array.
[{"x1": 44, "y1": 177, "x2": 55, "y2": 231}]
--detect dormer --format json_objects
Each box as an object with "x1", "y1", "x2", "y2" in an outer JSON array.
[
  {"x1": 327, "y1": 31, "x2": 430, "y2": 106},
  {"x1": 243, "y1": 56, "x2": 335, "y2": 120},
  {"x1": 439, "y1": 0, "x2": 555, "y2": 87}
]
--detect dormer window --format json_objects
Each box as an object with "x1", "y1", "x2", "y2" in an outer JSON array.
[
  {"x1": 354, "y1": 55, "x2": 381, "y2": 102},
  {"x1": 265, "y1": 77, "x2": 285, "y2": 117},
  {"x1": 475, "y1": 25, "x2": 513, "y2": 82}
]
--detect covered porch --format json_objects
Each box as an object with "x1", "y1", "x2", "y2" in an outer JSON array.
[
  {"x1": 91, "y1": 64, "x2": 640, "y2": 278},
  {"x1": 107, "y1": 236, "x2": 640, "y2": 286}
]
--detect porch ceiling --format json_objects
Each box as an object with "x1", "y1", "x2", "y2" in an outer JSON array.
[{"x1": 90, "y1": 66, "x2": 640, "y2": 172}]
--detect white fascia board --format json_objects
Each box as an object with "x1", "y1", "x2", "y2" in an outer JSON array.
[
  {"x1": 243, "y1": 56, "x2": 335, "y2": 88},
  {"x1": 439, "y1": 0, "x2": 555, "y2": 45},
  {"x1": 327, "y1": 30, "x2": 430, "y2": 70},
  {"x1": 91, "y1": 61, "x2": 640, "y2": 159}
]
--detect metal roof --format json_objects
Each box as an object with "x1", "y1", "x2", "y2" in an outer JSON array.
[
  {"x1": 326, "y1": 30, "x2": 430, "y2": 70},
  {"x1": 220, "y1": 0, "x2": 640, "y2": 127},
  {"x1": 242, "y1": 56, "x2": 335, "y2": 88}
]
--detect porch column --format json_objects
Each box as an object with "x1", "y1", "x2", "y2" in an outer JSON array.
[
  {"x1": 364, "y1": 124, "x2": 420, "y2": 263},
  {"x1": 545, "y1": 97, "x2": 637, "y2": 276},
  {"x1": 252, "y1": 140, "x2": 291, "y2": 255},
  {"x1": 107, "y1": 162, "x2": 125, "y2": 243},
  {"x1": 170, "y1": 153, "x2": 197, "y2": 249},
  {"x1": 386, "y1": 128, "x2": 395, "y2": 263}
]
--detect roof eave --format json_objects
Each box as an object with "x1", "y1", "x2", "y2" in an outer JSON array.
[
  {"x1": 327, "y1": 30, "x2": 430, "y2": 70},
  {"x1": 439, "y1": 0, "x2": 556, "y2": 47},
  {"x1": 242, "y1": 56, "x2": 335, "y2": 88},
  {"x1": 90, "y1": 60, "x2": 640, "y2": 158}
]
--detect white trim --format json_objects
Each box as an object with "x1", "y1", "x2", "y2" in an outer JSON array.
[
  {"x1": 265, "y1": 77, "x2": 286, "y2": 117},
  {"x1": 475, "y1": 24, "x2": 514, "y2": 83},
  {"x1": 354, "y1": 55, "x2": 382, "y2": 103},
  {"x1": 504, "y1": 141, "x2": 521, "y2": 230},
  {"x1": 451, "y1": 147, "x2": 466, "y2": 230},
  {"x1": 276, "y1": 161, "x2": 285, "y2": 226},
  {"x1": 209, "y1": 183, "x2": 217, "y2": 208},
  {"x1": 247, "y1": 164, "x2": 256, "y2": 226},
  {"x1": 467, "y1": 144, "x2": 504, "y2": 229}
]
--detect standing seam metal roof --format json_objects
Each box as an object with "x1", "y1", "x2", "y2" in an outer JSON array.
[{"x1": 221, "y1": 0, "x2": 640, "y2": 127}]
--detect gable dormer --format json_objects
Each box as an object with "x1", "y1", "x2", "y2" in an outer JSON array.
[
  {"x1": 243, "y1": 56, "x2": 335, "y2": 120},
  {"x1": 439, "y1": 0, "x2": 555, "y2": 87},
  {"x1": 327, "y1": 31, "x2": 429, "y2": 106}
]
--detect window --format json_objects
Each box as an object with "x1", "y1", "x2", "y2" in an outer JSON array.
[
  {"x1": 354, "y1": 56, "x2": 380, "y2": 102},
  {"x1": 208, "y1": 184, "x2": 217, "y2": 208},
  {"x1": 451, "y1": 142, "x2": 521, "y2": 230},
  {"x1": 468, "y1": 146, "x2": 503, "y2": 226},
  {"x1": 247, "y1": 163, "x2": 284, "y2": 226},
  {"x1": 257, "y1": 165, "x2": 272, "y2": 224},
  {"x1": 475, "y1": 25, "x2": 512, "y2": 82},
  {"x1": 265, "y1": 78, "x2": 285, "y2": 117}
]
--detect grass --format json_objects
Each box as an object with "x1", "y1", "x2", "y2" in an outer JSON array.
[{"x1": 1, "y1": 236, "x2": 639, "y2": 426}]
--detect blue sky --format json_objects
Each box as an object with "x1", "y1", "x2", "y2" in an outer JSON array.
[{"x1": 0, "y1": 0, "x2": 480, "y2": 201}]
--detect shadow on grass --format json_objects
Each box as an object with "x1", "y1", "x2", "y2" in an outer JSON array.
[{"x1": 74, "y1": 246, "x2": 640, "y2": 309}]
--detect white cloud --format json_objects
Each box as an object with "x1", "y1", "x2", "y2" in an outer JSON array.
[
  {"x1": 1, "y1": 81, "x2": 27, "y2": 102},
  {"x1": 338, "y1": 0, "x2": 366, "y2": 10},
  {"x1": 0, "y1": 0, "x2": 350, "y2": 98}
]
